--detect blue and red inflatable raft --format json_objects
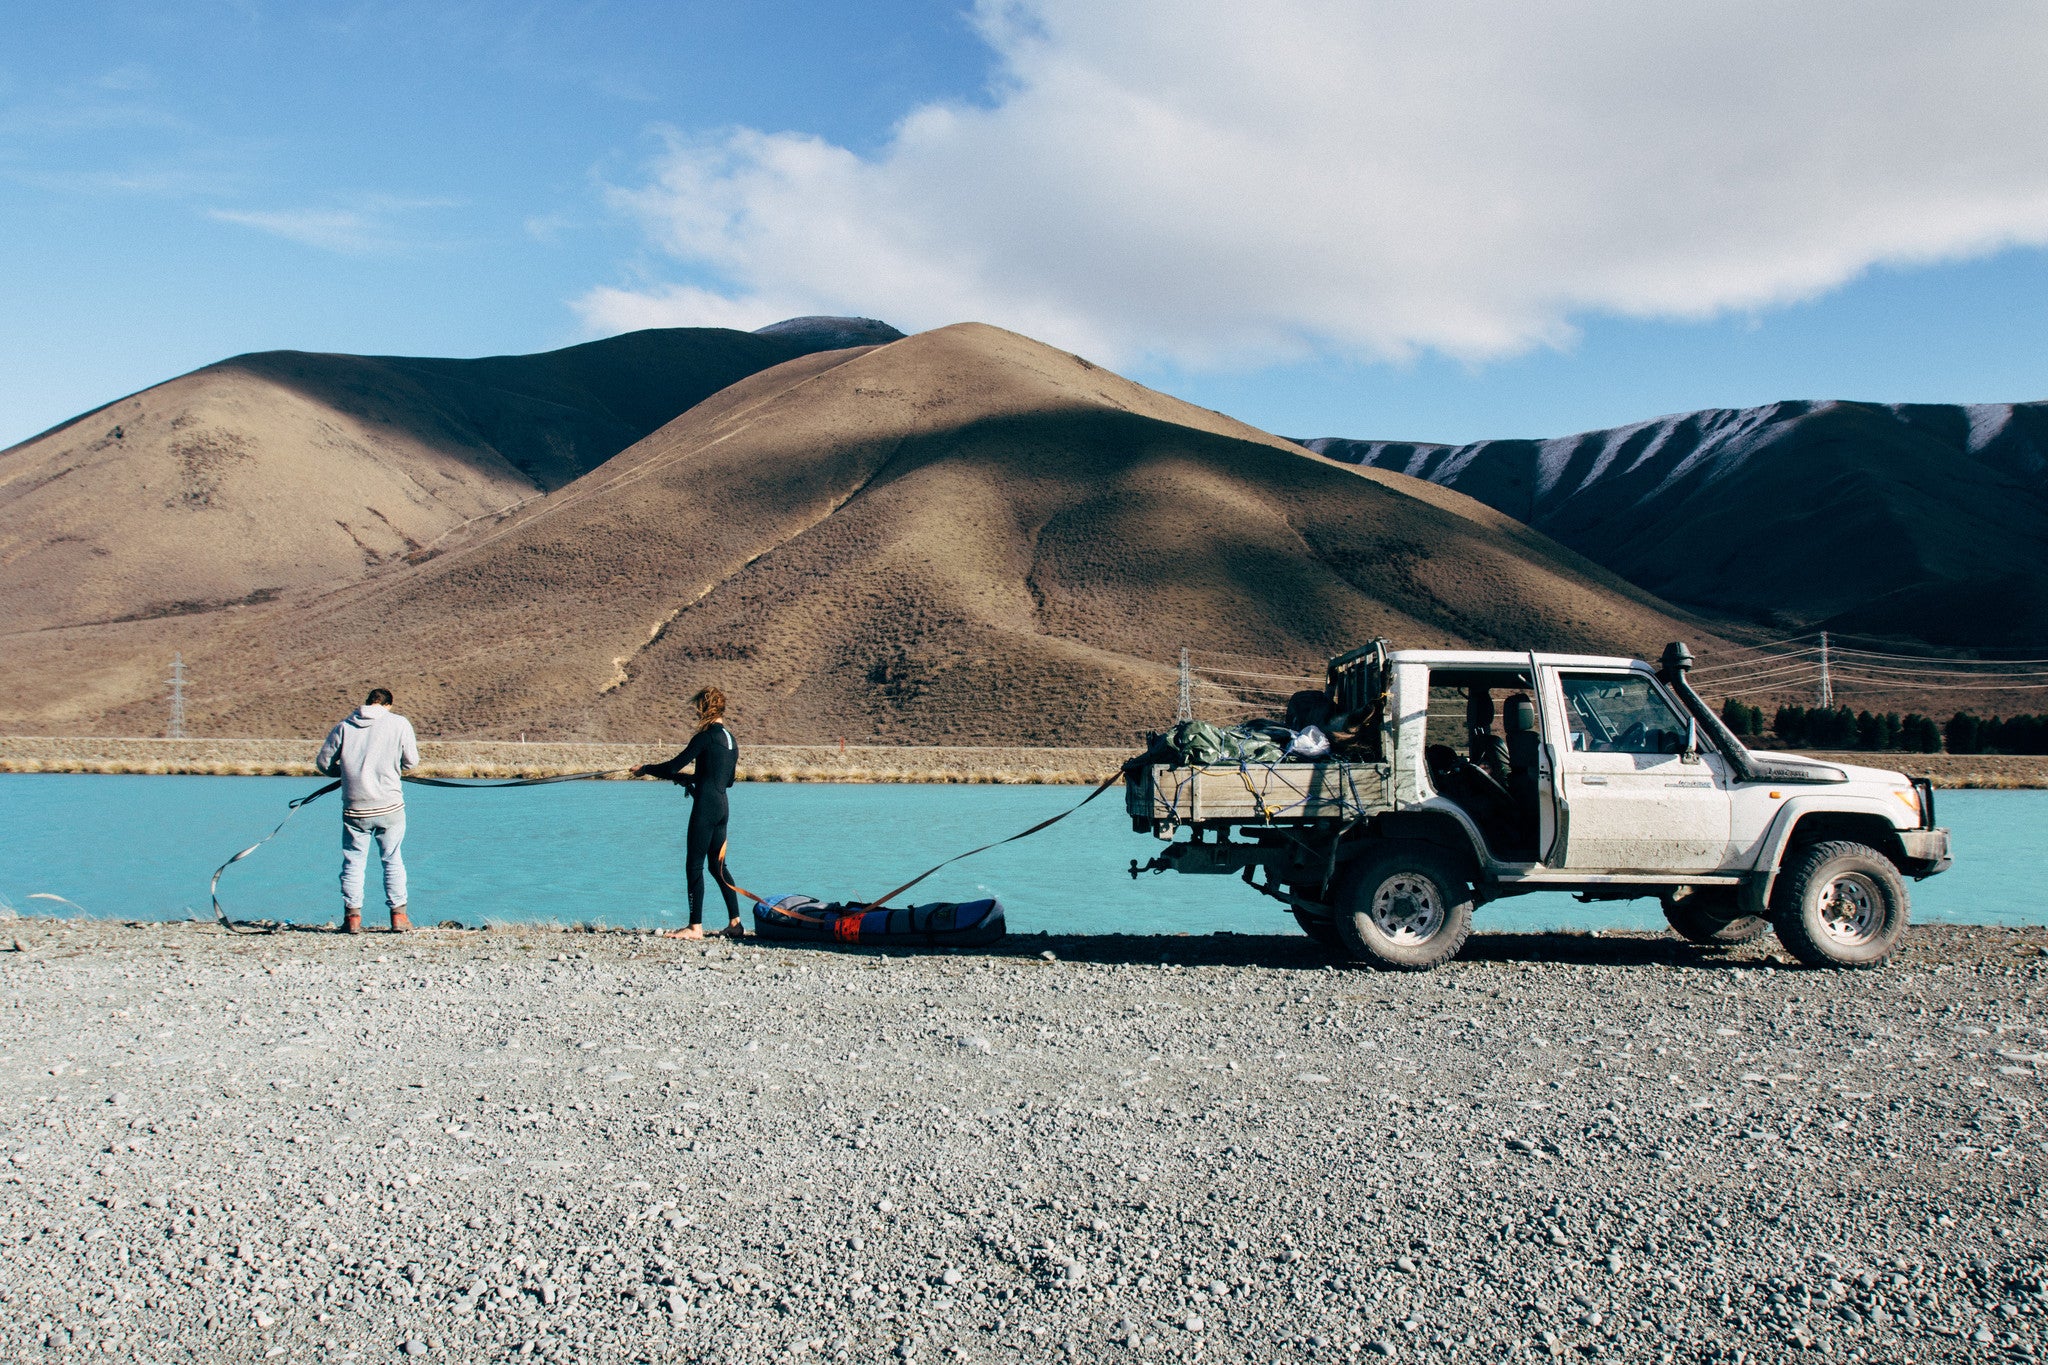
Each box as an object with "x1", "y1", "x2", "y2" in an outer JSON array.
[{"x1": 751, "y1": 894, "x2": 1006, "y2": 947}]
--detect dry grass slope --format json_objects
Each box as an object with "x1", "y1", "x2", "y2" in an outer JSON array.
[
  {"x1": 2, "y1": 324, "x2": 1724, "y2": 745},
  {"x1": 0, "y1": 327, "x2": 867, "y2": 637}
]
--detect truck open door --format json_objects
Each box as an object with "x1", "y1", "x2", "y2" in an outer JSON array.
[
  {"x1": 1549, "y1": 668, "x2": 1733, "y2": 872},
  {"x1": 1532, "y1": 654, "x2": 1567, "y2": 866}
]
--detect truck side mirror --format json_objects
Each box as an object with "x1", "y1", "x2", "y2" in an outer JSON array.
[{"x1": 1684, "y1": 717, "x2": 1700, "y2": 763}]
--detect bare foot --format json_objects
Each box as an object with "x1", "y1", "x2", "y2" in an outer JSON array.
[
  {"x1": 664, "y1": 925, "x2": 705, "y2": 940},
  {"x1": 722, "y1": 919, "x2": 746, "y2": 939}
]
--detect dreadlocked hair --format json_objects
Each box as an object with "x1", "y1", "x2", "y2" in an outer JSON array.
[{"x1": 691, "y1": 687, "x2": 727, "y2": 732}]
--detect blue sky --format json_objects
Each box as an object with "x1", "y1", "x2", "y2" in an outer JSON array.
[{"x1": 5, "y1": 1, "x2": 2047, "y2": 450}]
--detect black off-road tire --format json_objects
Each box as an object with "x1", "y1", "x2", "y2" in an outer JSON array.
[
  {"x1": 1771, "y1": 840, "x2": 1909, "y2": 969},
  {"x1": 1334, "y1": 846, "x2": 1474, "y2": 971},
  {"x1": 1291, "y1": 907, "x2": 1341, "y2": 948},
  {"x1": 1661, "y1": 888, "x2": 1772, "y2": 946}
]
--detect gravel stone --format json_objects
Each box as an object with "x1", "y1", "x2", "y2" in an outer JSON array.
[{"x1": 0, "y1": 918, "x2": 2044, "y2": 1362}]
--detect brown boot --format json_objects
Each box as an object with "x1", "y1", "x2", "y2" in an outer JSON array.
[
  {"x1": 342, "y1": 908, "x2": 363, "y2": 936},
  {"x1": 389, "y1": 906, "x2": 413, "y2": 934}
]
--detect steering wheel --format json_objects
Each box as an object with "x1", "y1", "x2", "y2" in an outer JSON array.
[{"x1": 1618, "y1": 721, "x2": 1647, "y2": 750}]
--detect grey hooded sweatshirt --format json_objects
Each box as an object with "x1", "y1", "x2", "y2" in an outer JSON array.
[{"x1": 315, "y1": 705, "x2": 420, "y2": 817}]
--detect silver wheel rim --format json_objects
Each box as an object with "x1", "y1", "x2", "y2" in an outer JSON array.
[
  {"x1": 1817, "y1": 873, "x2": 1882, "y2": 946},
  {"x1": 1370, "y1": 874, "x2": 1445, "y2": 945}
]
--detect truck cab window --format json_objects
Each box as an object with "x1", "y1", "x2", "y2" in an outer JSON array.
[{"x1": 1559, "y1": 674, "x2": 1693, "y2": 755}]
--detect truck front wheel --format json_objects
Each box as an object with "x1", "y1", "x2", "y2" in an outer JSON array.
[
  {"x1": 1335, "y1": 847, "x2": 1474, "y2": 971},
  {"x1": 1291, "y1": 907, "x2": 1341, "y2": 947},
  {"x1": 1661, "y1": 889, "x2": 1771, "y2": 946},
  {"x1": 1770, "y1": 840, "x2": 1909, "y2": 969}
]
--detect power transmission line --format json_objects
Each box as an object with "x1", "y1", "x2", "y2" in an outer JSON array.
[
  {"x1": 1827, "y1": 671, "x2": 2048, "y2": 693},
  {"x1": 167, "y1": 654, "x2": 188, "y2": 739},
  {"x1": 1190, "y1": 665, "x2": 1321, "y2": 684}
]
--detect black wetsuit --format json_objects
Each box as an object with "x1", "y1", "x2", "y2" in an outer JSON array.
[{"x1": 645, "y1": 722, "x2": 740, "y2": 926}]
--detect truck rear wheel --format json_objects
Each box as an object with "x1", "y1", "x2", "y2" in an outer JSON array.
[
  {"x1": 1291, "y1": 907, "x2": 1341, "y2": 947},
  {"x1": 1661, "y1": 889, "x2": 1771, "y2": 946},
  {"x1": 1770, "y1": 840, "x2": 1909, "y2": 969},
  {"x1": 1334, "y1": 847, "x2": 1473, "y2": 971}
]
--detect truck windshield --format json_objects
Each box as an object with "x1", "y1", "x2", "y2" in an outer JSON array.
[{"x1": 1559, "y1": 673, "x2": 1692, "y2": 755}]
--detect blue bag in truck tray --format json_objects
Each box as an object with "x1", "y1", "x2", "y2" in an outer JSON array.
[{"x1": 752, "y1": 894, "x2": 1007, "y2": 946}]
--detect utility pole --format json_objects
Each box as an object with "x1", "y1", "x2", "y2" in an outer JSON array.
[
  {"x1": 167, "y1": 653, "x2": 188, "y2": 739},
  {"x1": 1176, "y1": 648, "x2": 1193, "y2": 723},
  {"x1": 1817, "y1": 631, "x2": 1833, "y2": 711}
]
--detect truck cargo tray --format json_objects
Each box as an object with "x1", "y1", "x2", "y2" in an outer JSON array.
[{"x1": 1134, "y1": 761, "x2": 1392, "y2": 823}]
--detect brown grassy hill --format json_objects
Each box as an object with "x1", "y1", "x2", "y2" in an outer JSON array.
[
  {"x1": 5, "y1": 325, "x2": 1724, "y2": 744},
  {"x1": 0, "y1": 323, "x2": 899, "y2": 636}
]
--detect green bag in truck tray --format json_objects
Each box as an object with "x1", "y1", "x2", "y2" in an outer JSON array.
[{"x1": 1161, "y1": 720, "x2": 1284, "y2": 767}]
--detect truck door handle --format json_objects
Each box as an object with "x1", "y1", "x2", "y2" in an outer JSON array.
[{"x1": 1580, "y1": 776, "x2": 1608, "y2": 786}]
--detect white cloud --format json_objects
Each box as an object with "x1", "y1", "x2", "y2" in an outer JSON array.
[
  {"x1": 574, "y1": 282, "x2": 811, "y2": 334},
  {"x1": 209, "y1": 207, "x2": 392, "y2": 254},
  {"x1": 577, "y1": 0, "x2": 2048, "y2": 368},
  {"x1": 207, "y1": 195, "x2": 459, "y2": 255},
  {"x1": 94, "y1": 64, "x2": 154, "y2": 93}
]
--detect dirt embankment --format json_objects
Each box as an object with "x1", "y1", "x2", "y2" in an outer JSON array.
[
  {"x1": 4, "y1": 737, "x2": 2045, "y2": 788},
  {"x1": 0, "y1": 737, "x2": 1132, "y2": 785}
]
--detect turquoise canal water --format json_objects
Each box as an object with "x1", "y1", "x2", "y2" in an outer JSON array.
[{"x1": 0, "y1": 774, "x2": 2037, "y2": 936}]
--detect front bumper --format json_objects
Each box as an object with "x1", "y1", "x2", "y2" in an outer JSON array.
[{"x1": 1898, "y1": 827, "x2": 1952, "y2": 877}]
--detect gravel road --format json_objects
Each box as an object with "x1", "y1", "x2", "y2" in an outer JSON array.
[{"x1": 4, "y1": 917, "x2": 2046, "y2": 1363}]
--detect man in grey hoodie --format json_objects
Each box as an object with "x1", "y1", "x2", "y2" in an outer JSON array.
[{"x1": 315, "y1": 688, "x2": 420, "y2": 934}]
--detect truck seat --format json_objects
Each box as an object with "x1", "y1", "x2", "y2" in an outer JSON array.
[
  {"x1": 1466, "y1": 689, "x2": 1508, "y2": 777},
  {"x1": 1503, "y1": 694, "x2": 1541, "y2": 839}
]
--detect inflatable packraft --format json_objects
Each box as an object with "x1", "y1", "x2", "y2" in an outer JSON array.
[{"x1": 751, "y1": 894, "x2": 1006, "y2": 947}]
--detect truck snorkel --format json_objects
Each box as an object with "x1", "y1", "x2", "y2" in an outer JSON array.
[{"x1": 1657, "y1": 641, "x2": 1845, "y2": 785}]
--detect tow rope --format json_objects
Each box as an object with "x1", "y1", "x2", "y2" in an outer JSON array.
[
  {"x1": 208, "y1": 769, "x2": 629, "y2": 932},
  {"x1": 209, "y1": 766, "x2": 1126, "y2": 934},
  {"x1": 712, "y1": 837, "x2": 767, "y2": 908},
  {"x1": 854, "y1": 770, "x2": 1124, "y2": 911},
  {"x1": 642, "y1": 774, "x2": 1128, "y2": 917}
]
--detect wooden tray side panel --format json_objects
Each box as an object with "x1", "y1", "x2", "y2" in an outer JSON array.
[{"x1": 1144, "y1": 763, "x2": 1392, "y2": 821}]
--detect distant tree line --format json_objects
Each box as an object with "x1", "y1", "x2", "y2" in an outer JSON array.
[
  {"x1": 1719, "y1": 700, "x2": 1768, "y2": 737},
  {"x1": 1721, "y1": 699, "x2": 1940, "y2": 751},
  {"x1": 1719, "y1": 699, "x2": 2048, "y2": 753},
  {"x1": 1942, "y1": 713, "x2": 2048, "y2": 755}
]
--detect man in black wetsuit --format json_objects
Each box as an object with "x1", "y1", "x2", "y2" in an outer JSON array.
[{"x1": 633, "y1": 687, "x2": 743, "y2": 939}]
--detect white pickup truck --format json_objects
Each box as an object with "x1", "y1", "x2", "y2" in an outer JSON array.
[{"x1": 1125, "y1": 641, "x2": 1951, "y2": 970}]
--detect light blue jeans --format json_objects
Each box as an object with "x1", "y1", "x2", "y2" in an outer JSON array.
[{"x1": 341, "y1": 810, "x2": 407, "y2": 910}]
